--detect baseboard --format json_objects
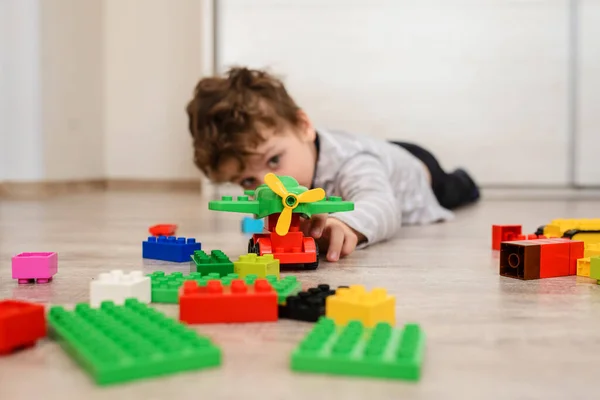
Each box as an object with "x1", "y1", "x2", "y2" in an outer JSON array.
[{"x1": 0, "y1": 179, "x2": 202, "y2": 198}]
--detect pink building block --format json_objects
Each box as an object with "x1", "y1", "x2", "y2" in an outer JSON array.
[{"x1": 11, "y1": 252, "x2": 58, "y2": 284}]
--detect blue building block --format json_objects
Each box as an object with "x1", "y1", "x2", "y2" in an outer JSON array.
[
  {"x1": 143, "y1": 236, "x2": 201, "y2": 262},
  {"x1": 241, "y1": 217, "x2": 264, "y2": 234}
]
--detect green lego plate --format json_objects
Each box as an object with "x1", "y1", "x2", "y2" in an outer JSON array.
[
  {"x1": 291, "y1": 317, "x2": 425, "y2": 381},
  {"x1": 148, "y1": 271, "x2": 301, "y2": 304},
  {"x1": 48, "y1": 299, "x2": 221, "y2": 385}
]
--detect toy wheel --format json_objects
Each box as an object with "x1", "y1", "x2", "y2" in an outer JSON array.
[
  {"x1": 303, "y1": 242, "x2": 320, "y2": 270},
  {"x1": 254, "y1": 242, "x2": 261, "y2": 256},
  {"x1": 247, "y1": 238, "x2": 255, "y2": 253}
]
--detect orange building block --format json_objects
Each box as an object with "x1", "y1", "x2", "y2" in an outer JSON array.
[{"x1": 179, "y1": 279, "x2": 277, "y2": 324}]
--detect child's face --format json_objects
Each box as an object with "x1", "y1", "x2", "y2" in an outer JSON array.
[{"x1": 218, "y1": 120, "x2": 317, "y2": 190}]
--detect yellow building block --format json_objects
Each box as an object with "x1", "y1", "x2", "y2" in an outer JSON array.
[
  {"x1": 577, "y1": 257, "x2": 591, "y2": 277},
  {"x1": 543, "y1": 219, "x2": 600, "y2": 238},
  {"x1": 585, "y1": 243, "x2": 600, "y2": 258},
  {"x1": 325, "y1": 285, "x2": 395, "y2": 328},
  {"x1": 233, "y1": 253, "x2": 280, "y2": 279}
]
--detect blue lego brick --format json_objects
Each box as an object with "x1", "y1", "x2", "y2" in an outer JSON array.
[
  {"x1": 143, "y1": 236, "x2": 201, "y2": 262},
  {"x1": 241, "y1": 217, "x2": 264, "y2": 234}
]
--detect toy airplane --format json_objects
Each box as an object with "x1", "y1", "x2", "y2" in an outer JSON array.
[{"x1": 208, "y1": 173, "x2": 354, "y2": 269}]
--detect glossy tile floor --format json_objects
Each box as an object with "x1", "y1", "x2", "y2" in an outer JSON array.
[{"x1": 1, "y1": 190, "x2": 599, "y2": 400}]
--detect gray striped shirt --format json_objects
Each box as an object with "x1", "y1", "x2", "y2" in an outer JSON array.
[{"x1": 313, "y1": 128, "x2": 454, "y2": 247}]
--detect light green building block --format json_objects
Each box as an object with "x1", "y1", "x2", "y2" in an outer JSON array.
[
  {"x1": 590, "y1": 256, "x2": 600, "y2": 281},
  {"x1": 234, "y1": 253, "x2": 280, "y2": 279}
]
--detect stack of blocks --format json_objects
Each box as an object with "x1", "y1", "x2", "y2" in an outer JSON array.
[{"x1": 290, "y1": 285, "x2": 425, "y2": 381}]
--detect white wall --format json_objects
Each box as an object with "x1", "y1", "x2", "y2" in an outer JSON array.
[
  {"x1": 575, "y1": 0, "x2": 600, "y2": 186},
  {"x1": 40, "y1": 0, "x2": 105, "y2": 180},
  {"x1": 218, "y1": 0, "x2": 571, "y2": 186},
  {"x1": 0, "y1": 0, "x2": 44, "y2": 181},
  {"x1": 103, "y1": 0, "x2": 206, "y2": 180}
]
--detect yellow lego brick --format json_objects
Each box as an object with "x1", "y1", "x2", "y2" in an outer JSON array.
[
  {"x1": 585, "y1": 243, "x2": 600, "y2": 258},
  {"x1": 325, "y1": 285, "x2": 395, "y2": 328},
  {"x1": 543, "y1": 219, "x2": 600, "y2": 238},
  {"x1": 577, "y1": 257, "x2": 591, "y2": 277},
  {"x1": 233, "y1": 253, "x2": 280, "y2": 279}
]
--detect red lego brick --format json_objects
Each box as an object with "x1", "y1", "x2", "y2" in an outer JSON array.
[
  {"x1": 500, "y1": 238, "x2": 584, "y2": 280},
  {"x1": 0, "y1": 299, "x2": 46, "y2": 355},
  {"x1": 149, "y1": 224, "x2": 177, "y2": 237},
  {"x1": 179, "y1": 279, "x2": 278, "y2": 324},
  {"x1": 568, "y1": 240, "x2": 585, "y2": 275},
  {"x1": 538, "y1": 239, "x2": 571, "y2": 278},
  {"x1": 492, "y1": 225, "x2": 522, "y2": 250}
]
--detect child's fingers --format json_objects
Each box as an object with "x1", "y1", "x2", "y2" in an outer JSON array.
[
  {"x1": 309, "y1": 214, "x2": 328, "y2": 238},
  {"x1": 326, "y1": 225, "x2": 345, "y2": 262},
  {"x1": 340, "y1": 232, "x2": 358, "y2": 257}
]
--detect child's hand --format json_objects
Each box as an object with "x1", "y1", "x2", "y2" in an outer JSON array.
[{"x1": 302, "y1": 215, "x2": 364, "y2": 262}]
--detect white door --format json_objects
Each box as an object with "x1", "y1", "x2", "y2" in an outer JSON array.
[
  {"x1": 217, "y1": 0, "x2": 571, "y2": 186},
  {"x1": 575, "y1": 0, "x2": 600, "y2": 186}
]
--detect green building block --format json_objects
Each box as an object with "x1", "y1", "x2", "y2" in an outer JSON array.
[
  {"x1": 266, "y1": 275, "x2": 302, "y2": 304},
  {"x1": 148, "y1": 271, "x2": 300, "y2": 304},
  {"x1": 291, "y1": 317, "x2": 425, "y2": 381},
  {"x1": 234, "y1": 253, "x2": 280, "y2": 279},
  {"x1": 190, "y1": 250, "x2": 234, "y2": 276},
  {"x1": 590, "y1": 256, "x2": 600, "y2": 281},
  {"x1": 48, "y1": 298, "x2": 221, "y2": 385}
]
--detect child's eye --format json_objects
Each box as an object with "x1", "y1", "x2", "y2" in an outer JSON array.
[
  {"x1": 267, "y1": 155, "x2": 280, "y2": 169},
  {"x1": 240, "y1": 177, "x2": 256, "y2": 188}
]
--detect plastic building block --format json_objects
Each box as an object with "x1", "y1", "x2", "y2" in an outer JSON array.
[
  {"x1": 589, "y1": 256, "x2": 600, "y2": 280},
  {"x1": 190, "y1": 250, "x2": 233, "y2": 276},
  {"x1": 499, "y1": 238, "x2": 584, "y2": 280},
  {"x1": 537, "y1": 219, "x2": 600, "y2": 238},
  {"x1": 90, "y1": 270, "x2": 151, "y2": 307},
  {"x1": 492, "y1": 225, "x2": 522, "y2": 250},
  {"x1": 291, "y1": 317, "x2": 425, "y2": 381},
  {"x1": 11, "y1": 252, "x2": 58, "y2": 284},
  {"x1": 0, "y1": 300, "x2": 46, "y2": 355},
  {"x1": 326, "y1": 285, "x2": 395, "y2": 328},
  {"x1": 234, "y1": 253, "x2": 280, "y2": 279},
  {"x1": 577, "y1": 258, "x2": 591, "y2": 277},
  {"x1": 48, "y1": 299, "x2": 221, "y2": 385},
  {"x1": 142, "y1": 236, "x2": 201, "y2": 262},
  {"x1": 266, "y1": 275, "x2": 302, "y2": 304},
  {"x1": 179, "y1": 279, "x2": 278, "y2": 324},
  {"x1": 279, "y1": 284, "x2": 338, "y2": 322},
  {"x1": 149, "y1": 271, "x2": 240, "y2": 303},
  {"x1": 149, "y1": 224, "x2": 177, "y2": 236},
  {"x1": 584, "y1": 243, "x2": 600, "y2": 258},
  {"x1": 241, "y1": 217, "x2": 264, "y2": 234}
]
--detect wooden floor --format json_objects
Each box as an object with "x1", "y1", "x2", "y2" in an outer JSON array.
[{"x1": 1, "y1": 190, "x2": 599, "y2": 399}]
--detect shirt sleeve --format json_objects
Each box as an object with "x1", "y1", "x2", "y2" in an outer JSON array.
[{"x1": 328, "y1": 152, "x2": 401, "y2": 248}]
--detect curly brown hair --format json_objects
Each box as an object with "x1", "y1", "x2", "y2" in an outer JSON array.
[{"x1": 186, "y1": 67, "x2": 301, "y2": 180}]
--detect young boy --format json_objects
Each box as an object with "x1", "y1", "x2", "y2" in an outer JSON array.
[{"x1": 186, "y1": 67, "x2": 480, "y2": 262}]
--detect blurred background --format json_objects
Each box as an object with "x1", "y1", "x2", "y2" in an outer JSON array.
[{"x1": 0, "y1": 0, "x2": 598, "y2": 198}]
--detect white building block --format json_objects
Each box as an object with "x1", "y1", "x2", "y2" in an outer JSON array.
[{"x1": 90, "y1": 270, "x2": 151, "y2": 307}]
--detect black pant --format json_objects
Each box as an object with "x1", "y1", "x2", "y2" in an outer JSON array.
[{"x1": 392, "y1": 141, "x2": 480, "y2": 210}]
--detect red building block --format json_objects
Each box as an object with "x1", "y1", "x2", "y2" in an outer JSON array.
[
  {"x1": 0, "y1": 299, "x2": 46, "y2": 355},
  {"x1": 179, "y1": 279, "x2": 278, "y2": 324},
  {"x1": 492, "y1": 225, "x2": 522, "y2": 250},
  {"x1": 500, "y1": 238, "x2": 584, "y2": 280}
]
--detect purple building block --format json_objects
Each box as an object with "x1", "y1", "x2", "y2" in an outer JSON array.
[{"x1": 12, "y1": 252, "x2": 58, "y2": 284}]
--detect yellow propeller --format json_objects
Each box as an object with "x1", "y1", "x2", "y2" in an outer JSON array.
[{"x1": 264, "y1": 173, "x2": 325, "y2": 236}]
